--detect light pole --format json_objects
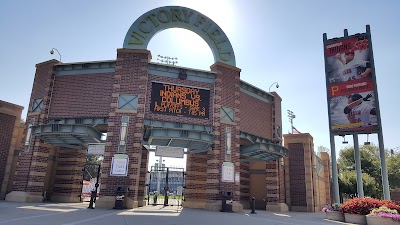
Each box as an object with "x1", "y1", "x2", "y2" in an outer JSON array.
[
  {"x1": 269, "y1": 82, "x2": 279, "y2": 92},
  {"x1": 287, "y1": 110, "x2": 295, "y2": 133},
  {"x1": 50, "y1": 48, "x2": 62, "y2": 61},
  {"x1": 157, "y1": 55, "x2": 178, "y2": 65}
]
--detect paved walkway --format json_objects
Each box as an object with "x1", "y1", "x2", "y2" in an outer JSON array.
[{"x1": 0, "y1": 201, "x2": 357, "y2": 225}]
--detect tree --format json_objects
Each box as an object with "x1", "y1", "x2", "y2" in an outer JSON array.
[
  {"x1": 339, "y1": 171, "x2": 379, "y2": 199},
  {"x1": 387, "y1": 151, "x2": 400, "y2": 189},
  {"x1": 83, "y1": 155, "x2": 103, "y2": 181},
  {"x1": 337, "y1": 145, "x2": 383, "y2": 198}
]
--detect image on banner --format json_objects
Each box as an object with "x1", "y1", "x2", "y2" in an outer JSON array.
[
  {"x1": 330, "y1": 90, "x2": 378, "y2": 132},
  {"x1": 325, "y1": 35, "x2": 372, "y2": 84}
]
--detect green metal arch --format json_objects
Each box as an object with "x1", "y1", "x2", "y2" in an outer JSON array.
[{"x1": 123, "y1": 6, "x2": 236, "y2": 67}]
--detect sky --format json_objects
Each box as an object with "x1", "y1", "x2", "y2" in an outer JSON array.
[{"x1": 1, "y1": 0, "x2": 400, "y2": 162}]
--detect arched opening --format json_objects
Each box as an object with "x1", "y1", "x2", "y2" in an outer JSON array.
[{"x1": 147, "y1": 28, "x2": 214, "y2": 71}]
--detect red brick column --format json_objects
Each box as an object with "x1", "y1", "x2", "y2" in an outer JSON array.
[
  {"x1": 0, "y1": 101, "x2": 24, "y2": 199},
  {"x1": 320, "y1": 152, "x2": 332, "y2": 205},
  {"x1": 265, "y1": 161, "x2": 279, "y2": 203},
  {"x1": 239, "y1": 161, "x2": 250, "y2": 208},
  {"x1": 51, "y1": 149, "x2": 86, "y2": 202},
  {"x1": 184, "y1": 153, "x2": 207, "y2": 208},
  {"x1": 137, "y1": 147, "x2": 148, "y2": 206},
  {"x1": 205, "y1": 62, "x2": 242, "y2": 212},
  {"x1": 6, "y1": 60, "x2": 58, "y2": 203},
  {"x1": 96, "y1": 49, "x2": 150, "y2": 209},
  {"x1": 284, "y1": 134, "x2": 315, "y2": 212}
]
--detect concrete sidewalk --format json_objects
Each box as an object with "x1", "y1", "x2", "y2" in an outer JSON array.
[{"x1": 0, "y1": 201, "x2": 356, "y2": 225}]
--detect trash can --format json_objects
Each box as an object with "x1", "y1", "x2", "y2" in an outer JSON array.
[
  {"x1": 220, "y1": 191, "x2": 233, "y2": 212},
  {"x1": 113, "y1": 187, "x2": 128, "y2": 209}
]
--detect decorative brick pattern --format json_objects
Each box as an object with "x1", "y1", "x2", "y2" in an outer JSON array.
[
  {"x1": 266, "y1": 160, "x2": 279, "y2": 203},
  {"x1": 208, "y1": 63, "x2": 241, "y2": 202},
  {"x1": 53, "y1": 149, "x2": 85, "y2": 195},
  {"x1": 240, "y1": 161, "x2": 249, "y2": 203},
  {"x1": 100, "y1": 49, "x2": 149, "y2": 202},
  {"x1": 240, "y1": 93, "x2": 272, "y2": 139},
  {"x1": 288, "y1": 143, "x2": 306, "y2": 207},
  {"x1": 0, "y1": 113, "x2": 16, "y2": 194},
  {"x1": 278, "y1": 159, "x2": 286, "y2": 203},
  {"x1": 13, "y1": 60, "x2": 58, "y2": 194},
  {"x1": 185, "y1": 153, "x2": 207, "y2": 201},
  {"x1": 137, "y1": 147, "x2": 149, "y2": 203},
  {"x1": 49, "y1": 73, "x2": 114, "y2": 118}
]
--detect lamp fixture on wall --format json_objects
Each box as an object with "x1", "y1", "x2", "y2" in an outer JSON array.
[
  {"x1": 118, "y1": 116, "x2": 129, "y2": 152},
  {"x1": 269, "y1": 82, "x2": 279, "y2": 92}
]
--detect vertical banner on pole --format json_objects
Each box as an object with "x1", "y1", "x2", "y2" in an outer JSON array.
[
  {"x1": 323, "y1": 25, "x2": 389, "y2": 200},
  {"x1": 324, "y1": 32, "x2": 380, "y2": 135}
]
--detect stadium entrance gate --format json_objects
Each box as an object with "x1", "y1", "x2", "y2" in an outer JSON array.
[{"x1": 147, "y1": 166, "x2": 185, "y2": 207}]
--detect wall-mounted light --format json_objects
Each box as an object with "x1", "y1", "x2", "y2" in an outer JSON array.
[
  {"x1": 50, "y1": 48, "x2": 62, "y2": 61},
  {"x1": 225, "y1": 127, "x2": 232, "y2": 161},
  {"x1": 118, "y1": 116, "x2": 129, "y2": 152},
  {"x1": 269, "y1": 82, "x2": 279, "y2": 92}
]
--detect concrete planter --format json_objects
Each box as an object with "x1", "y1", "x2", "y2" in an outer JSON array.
[
  {"x1": 344, "y1": 213, "x2": 367, "y2": 225},
  {"x1": 326, "y1": 211, "x2": 344, "y2": 222},
  {"x1": 366, "y1": 215, "x2": 400, "y2": 225}
]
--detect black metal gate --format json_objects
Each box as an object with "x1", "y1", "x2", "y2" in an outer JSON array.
[{"x1": 147, "y1": 166, "x2": 185, "y2": 206}]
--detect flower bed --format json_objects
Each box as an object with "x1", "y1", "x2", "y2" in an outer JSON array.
[
  {"x1": 367, "y1": 214, "x2": 400, "y2": 225},
  {"x1": 338, "y1": 198, "x2": 400, "y2": 225},
  {"x1": 323, "y1": 203, "x2": 343, "y2": 222},
  {"x1": 341, "y1": 198, "x2": 382, "y2": 215},
  {"x1": 367, "y1": 206, "x2": 400, "y2": 224}
]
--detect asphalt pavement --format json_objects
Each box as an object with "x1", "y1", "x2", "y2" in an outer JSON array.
[{"x1": 0, "y1": 201, "x2": 357, "y2": 225}]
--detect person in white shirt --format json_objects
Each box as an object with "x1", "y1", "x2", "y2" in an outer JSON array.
[
  {"x1": 335, "y1": 49, "x2": 372, "y2": 82},
  {"x1": 343, "y1": 93, "x2": 377, "y2": 126}
]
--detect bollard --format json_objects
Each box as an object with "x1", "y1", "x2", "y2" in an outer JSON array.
[
  {"x1": 153, "y1": 192, "x2": 158, "y2": 205},
  {"x1": 250, "y1": 196, "x2": 257, "y2": 214},
  {"x1": 88, "y1": 190, "x2": 96, "y2": 209}
]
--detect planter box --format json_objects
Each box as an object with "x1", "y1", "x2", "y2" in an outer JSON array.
[
  {"x1": 326, "y1": 211, "x2": 344, "y2": 222},
  {"x1": 344, "y1": 213, "x2": 367, "y2": 225},
  {"x1": 366, "y1": 215, "x2": 400, "y2": 225}
]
